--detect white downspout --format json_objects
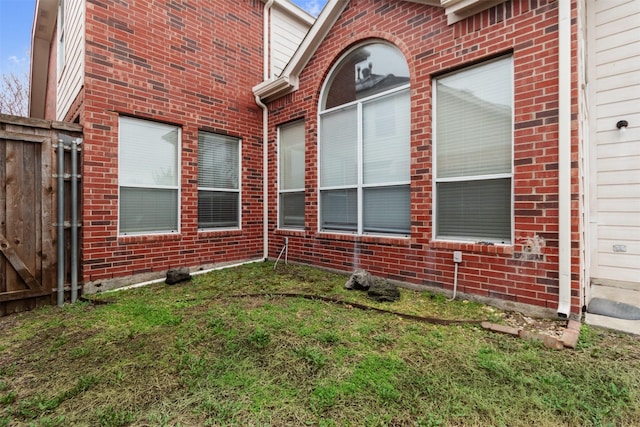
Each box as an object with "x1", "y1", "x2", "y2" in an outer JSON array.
[
  {"x1": 258, "y1": 0, "x2": 275, "y2": 260},
  {"x1": 257, "y1": 94, "x2": 269, "y2": 260},
  {"x1": 557, "y1": 0, "x2": 572, "y2": 317}
]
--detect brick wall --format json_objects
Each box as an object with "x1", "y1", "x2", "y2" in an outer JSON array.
[
  {"x1": 81, "y1": 0, "x2": 265, "y2": 286},
  {"x1": 267, "y1": 0, "x2": 581, "y2": 315}
]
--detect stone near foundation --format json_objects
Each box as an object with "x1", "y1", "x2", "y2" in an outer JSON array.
[
  {"x1": 166, "y1": 267, "x2": 191, "y2": 285},
  {"x1": 367, "y1": 280, "x2": 401, "y2": 302},
  {"x1": 345, "y1": 269, "x2": 374, "y2": 290}
]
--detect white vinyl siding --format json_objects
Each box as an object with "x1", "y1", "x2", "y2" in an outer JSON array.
[
  {"x1": 589, "y1": 0, "x2": 640, "y2": 284},
  {"x1": 118, "y1": 117, "x2": 180, "y2": 235},
  {"x1": 434, "y1": 56, "x2": 513, "y2": 243},
  {"x1": 57, "y1": 0, "x2": 84, "y2": 121},
  {"x1": 198, "y1": 132, "x2": 241, "y2": 230},
  {"x1": 271, "y1": 5, "x2": 313, "y2": 77},
  {"x1": 278, "y1": 121, "x2": 305, "y2": 229}
]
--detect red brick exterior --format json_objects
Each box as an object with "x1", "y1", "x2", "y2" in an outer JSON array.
[
  {"x1": 266, "y1": 0, "x2": 581, "y2": 314},
  {"x1": 80, "y1": 0, "x2": 265, "y2": 286}
]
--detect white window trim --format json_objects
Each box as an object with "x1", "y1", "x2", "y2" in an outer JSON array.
[
  {"x1": 57, "y1": 0, "x2": 65, "y2": 79},
  {"x1": 432, "y1": 56, "x2": 514, "y2": 245},
  {"x1": 117, "y1": 117, "x2": 181, "y2": 236},
  {"x1": 318, "y1": 85, "x2": 411, "y2": 237},
  {"x1": 197, "y1": 134, "x2": 242, "y2": 232},
  {"x1": 317, "y1": 41, "x2": 412, "y2": 238},
  {"x1": 277, "y1": 121, "x2": 305, "y2": 230}
]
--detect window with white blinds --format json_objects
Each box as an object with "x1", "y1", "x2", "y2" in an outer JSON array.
[
  {"x1": 434, "y1": 55, "x2": 513, "y2": 243},
  {"x1": 198, "y1": 132, "x2": 240, "y2": 229},
  {"x1": 319, "y1": 42, "x2": 411, "y2": 236},
  {"x1": 119, "y1": 117, "x2": 180, "y2": 234},
  {"x1": 278, "y1": 121, "x2": 305, "y2": 228}
]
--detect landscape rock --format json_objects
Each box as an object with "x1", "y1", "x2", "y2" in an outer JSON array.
[
  {"x1": 367, "y1": 280, "x2": 400, "y2": 302},
  {"x1": 345, "y1": 269, "x2": 374, "y2": 290},
  {"x1": 166, "y1": 267, "x2": 191, "y2": 285}
]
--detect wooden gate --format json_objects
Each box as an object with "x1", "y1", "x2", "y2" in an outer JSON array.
[{"x1": 0, "y1": 114, "x2": 82, "y2": 315}]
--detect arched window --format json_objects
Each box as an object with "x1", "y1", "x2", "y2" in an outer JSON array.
[{"x1": 319, "y1": 42, "x2": 411, "y2": 235}]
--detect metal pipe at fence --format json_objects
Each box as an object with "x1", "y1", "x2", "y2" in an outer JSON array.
[
  {"x1": 71, "y1": 139, "x2": 79, "y2": 303},
  {"x1": 57, "y1": 139, "x2": 65, "y2": 307}
]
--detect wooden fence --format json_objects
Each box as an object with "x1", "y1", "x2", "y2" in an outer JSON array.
[{"x1": 0, "y1": 114, "x2": 82, "y2": 315}]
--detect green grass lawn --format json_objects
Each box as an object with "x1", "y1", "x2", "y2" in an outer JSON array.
[{"x1": 1, "y1": 262, "x2": 639, "y2": 427}]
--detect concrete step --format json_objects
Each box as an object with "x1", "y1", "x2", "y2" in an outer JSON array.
[
  {"x1": 585, "y1": 312, "x2": 640, "y2": 335},
  {"x1": 585, "y1": 283, "x2": 640, "y2": 335}
]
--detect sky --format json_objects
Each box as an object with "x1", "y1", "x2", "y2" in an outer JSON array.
[
  {"x1": 0, "y1": 0, "x2": 326, "y2": 76},
  {"x1": 291, "y1": 0, "x2": 327, "y2": 16},
  {"x1": 0, "y1": 0, "x2": 35, "y2": 75}
]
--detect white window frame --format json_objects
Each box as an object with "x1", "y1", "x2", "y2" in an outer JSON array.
[
  {"x1": 433, "y1": 55, "x2": 514, "y2": 244},
  {"x1": 118, "y1": 116, "x2": 181, "y2": 236},
  {"x1": 278, "y1": 120, "x2": 305, "y2": 230},
  {"x1": 197, "y1": 131, "x2": 242, "y2": 231},
  {"x1": 318, "y1": 89, "x2": 411, "y2": 236},
  {"x1": 57, "y1": 0, "x2": 65, "y2": 78},
  {"x1": 318, "y1": 42, "x2": 411, "y2": 237}
]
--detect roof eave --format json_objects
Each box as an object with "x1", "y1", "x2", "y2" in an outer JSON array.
[
  {"x1": 29, "y1": 0, "x2": 57, "y2": 119},
  {"x1": 254, "y1": 0, "x2": 350, "y2": 102},
  {"x1": 252, "y1": 75, "x2": 298, "y2": 103},
  {"x1": 253, "y1": 0, "x2": 446, "y2": 103}
]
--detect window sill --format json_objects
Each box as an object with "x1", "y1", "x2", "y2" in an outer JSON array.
[
  {"x1": 275, "y1": 228, "x2": 306, "y2": 237},
  {"x1": 198, "y1": 229, "x2": 243, "y2": 238},
  {"x1": 429, "y1": 240, "x2": 513, "y2": 255},
  {"x1": 118, "y1": 233, "x2": 182, "y2": 244},
  {"x1": 315, "y1": 232, "x2": 411, "y2": 247}
]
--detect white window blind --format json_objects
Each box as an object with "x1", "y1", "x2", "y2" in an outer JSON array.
[
  {"x1": 198, "y1": 132, "x2": 240, "y2": 229},
  {"x1": 119, "y1": 117, "x2": 180, "y2": 234},
  {"x1": 320, "y1": 106, "x2": 358, "y2": 188},
  {"x1": 363, "y1": 91, "x2": 410, "y2": 184},
  {"x1": 363, "y1": 186, "x2": 410, "y2": 234},
  {"x1": 435, "y1": 56, "x2": 513, "y2": 243},
  {"x1": 321, "y1": 189, "x2": 357, "y2": 232},
  {"x1": 279, "y1": 121, "x2": 305, "y2": 228}
]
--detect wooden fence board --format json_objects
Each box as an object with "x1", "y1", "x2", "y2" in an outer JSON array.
[
  {"x1": 4, "y1": 138, "x2": 22, "y2": 296},
  {"x1": 0, "y1": 289, "x2": 51, "y2": 303},
  {"x1": 40, "y1": 133, "x2": 55, "y2": 306},
  {"x1": 0, "y1": 234, "x2": 41, "y2": 290},
  {"x1": 1, "y1": 115, "x2": 82, "y2": 314}
]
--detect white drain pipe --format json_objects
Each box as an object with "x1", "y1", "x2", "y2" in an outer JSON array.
[
  {"x1": 556, "y1": 0, "x2": 572, "y2": 318},
  {"x1": 258, "y1": 0, "x2": 275, "y2": 260}
]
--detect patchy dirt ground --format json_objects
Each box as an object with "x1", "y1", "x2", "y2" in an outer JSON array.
[{"x1": 491, "y1": 309, "x2": 569, "y2": 339}]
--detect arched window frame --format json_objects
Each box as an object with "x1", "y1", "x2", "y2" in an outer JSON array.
[{"x1": 318, "y1": 41, "x2": 411, "y2": 236}]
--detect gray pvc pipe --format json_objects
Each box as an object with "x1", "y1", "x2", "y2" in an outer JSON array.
[
  {"x1": 57, "y1": 139, "x2": 65, "y2": 307},
  {"x1": 71, "y1": 139, "x2": 79, "y2": 303}
]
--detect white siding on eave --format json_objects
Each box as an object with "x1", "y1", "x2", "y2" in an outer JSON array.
[
  {"x1": 270, "y1": 6, "x2": 311, "y2": 78},
  {"x1": 57, "y1": 0, "x2": 84, "y2": 121},
  {"x1": 589, "y1": 0, "x2": 640, "y2": 284}
]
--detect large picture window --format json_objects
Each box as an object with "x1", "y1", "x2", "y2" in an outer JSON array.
[
  {"x1": 198, "y1": 132, "x2": 240, "y2": 229},
  {"x1": 278, "y1": 121, "x2": 305, "y2": 229},
  {"x1": 119, "y1": 117, "x2": 180, "y2": 235},
  {"x1": 434, "y1": 56, "x2": 513, "y2": 243},
  {"x1": 319, "y1": 42, "x2": 411, "y2": 235}
]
